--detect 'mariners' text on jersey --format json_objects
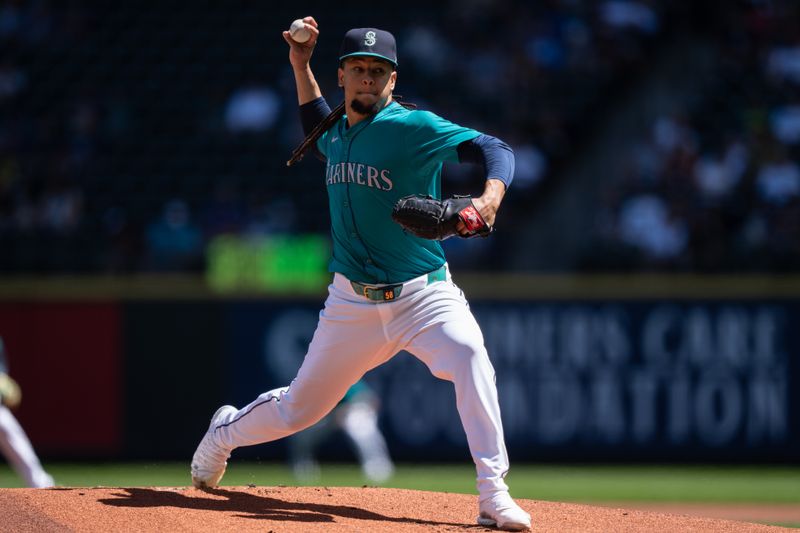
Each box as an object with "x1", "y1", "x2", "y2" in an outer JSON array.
[{"x1": 326, "y1": 161, "x2": 393, "y2": 190}]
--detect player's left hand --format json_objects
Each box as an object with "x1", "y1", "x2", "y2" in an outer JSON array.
[{"x1": 0, "y1": 373, "x2": 21, "y2": 409}]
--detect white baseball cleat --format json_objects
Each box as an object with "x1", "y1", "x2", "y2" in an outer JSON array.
[
  {"x1": 477, "y1": 492, "x2": 532, "y2": 531},
  {"x1": 190, "y1": 405, "x2": 237, "y2": 489},
  {"x1": 30, "y1": 472, "x2": 55, "y2": 488}
]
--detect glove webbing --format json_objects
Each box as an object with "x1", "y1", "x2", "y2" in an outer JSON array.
[{"x1": 286, "y1": 96, "x2": 417, "y2": 167}]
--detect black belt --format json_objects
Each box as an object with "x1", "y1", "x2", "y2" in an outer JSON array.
[{"x1": 350, "y1": 265, "x2": 447, "y2": 302}]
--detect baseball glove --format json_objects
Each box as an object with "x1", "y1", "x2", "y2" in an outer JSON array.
[{"x1": 391, "y1": 195, "x2": 493, "y2": 240}]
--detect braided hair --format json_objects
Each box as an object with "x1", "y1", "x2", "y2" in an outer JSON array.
[{"x1": 286, "y1": 96, "x2": 417, "y2": 166}]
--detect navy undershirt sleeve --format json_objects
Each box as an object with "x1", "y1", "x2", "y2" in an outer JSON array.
[
  {"x1": 299, "y1": 96, "x2": 333, "y2": 136},
  {"x1": 456, "y1": 134, "x2": 515, "y2": 189}
]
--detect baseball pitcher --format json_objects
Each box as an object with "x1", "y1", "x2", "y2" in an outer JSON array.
[{"x1": 191, "y1": 18, "x2": 529, "y2": 531}]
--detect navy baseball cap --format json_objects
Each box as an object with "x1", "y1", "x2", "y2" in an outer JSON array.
[{"x1": 338, "y1": 28, "x2": 398, "y2": 67}]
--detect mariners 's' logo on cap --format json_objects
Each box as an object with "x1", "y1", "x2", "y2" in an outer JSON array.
[{"x1": 364, "y1": 31, "x2": 377, "y2": 46}]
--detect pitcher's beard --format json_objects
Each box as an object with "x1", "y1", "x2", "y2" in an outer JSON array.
[{"x1": 350, "y1": 97, "x2": 383, "y2": 116}]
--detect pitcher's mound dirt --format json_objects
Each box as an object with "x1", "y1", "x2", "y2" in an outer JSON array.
[{"x1": 0, "y1": 486, "x2": 791, "y2": 532}]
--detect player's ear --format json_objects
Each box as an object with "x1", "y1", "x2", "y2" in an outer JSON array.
[
  {"x1": 338, "y1": 68, "x2": 344, "y2": 87},
  {"x1": 389, "y1": 70, "x2": 396, "y2": 91}
]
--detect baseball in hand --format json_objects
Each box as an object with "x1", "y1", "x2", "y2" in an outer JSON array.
[{"x1": 289, "y1": 19, "x2": 311, "y2": 43}]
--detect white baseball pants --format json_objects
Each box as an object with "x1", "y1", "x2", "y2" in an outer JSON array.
[
  {"x1": 214, "y1": 267, "x2": 510, "y2": 498},
  {"x1": 0, "y1": 405, "x2": 54, "y2": 488}
]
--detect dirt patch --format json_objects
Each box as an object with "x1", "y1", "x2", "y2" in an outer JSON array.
[
  {"x1": 597, "y1": 503, "x2": 800, "y2": 525},
  {"x1": 0, "y1": 486, "x2": 793, "y2": 532}
]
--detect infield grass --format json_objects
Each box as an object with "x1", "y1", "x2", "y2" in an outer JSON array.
[{"x1": 0, "y1": 463, "x2": 798, "y2": 504}]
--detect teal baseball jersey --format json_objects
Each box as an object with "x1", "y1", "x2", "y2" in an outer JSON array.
[{"x1": 317, "y1": 101, "x2": 481, "y2": 284}]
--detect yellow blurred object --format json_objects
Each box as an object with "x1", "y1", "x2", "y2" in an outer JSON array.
[{"x1": 0, "y1": 373, "x2": 21, "y2": 409}]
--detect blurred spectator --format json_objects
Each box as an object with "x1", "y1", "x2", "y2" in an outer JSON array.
[
  {"x1": 511, "y1": 142, "x2": 548, "y2": 190},
  {"x1": 769, "y1": 104, "x2": 800, "y2": 144},
  {"x1": 145, "y1": 200, "x2": 203, "y2": 271},
  {"x1": 617, "y1": 194, "x2": 688, "y2": 262},
  {"x1": 600, "y1": 0, "x2": 659, "y2": 34},
  {"x1": 401, "y1": 25, "x2": 452, "y2": 75},
  {"x1": 652, "y1": 113, "x2": 697, "y2": 156},
  {"x1": 766, "y1": 44, "x2": 800, "y2": 85},
  {"x1": 756, "y1": 149, "x2": 800, "y2": 205},
  {"x1": 691, "y1": 140, "x2": 749, "y2": 200},
  {"x1": 224, "y1": 85, "x2": 281, "y2": 134},
  {"x1": 40, "y1": 179, "x2": 82, "y2": 233}
]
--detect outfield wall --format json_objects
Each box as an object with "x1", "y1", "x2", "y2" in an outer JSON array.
[{"x1": 0, "y1": 275, "x2": 797, "y2": 462}]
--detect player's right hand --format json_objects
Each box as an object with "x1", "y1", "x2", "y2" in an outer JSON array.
[
  {"x1": 0, "y1": 373, "x2": 21, "y2": 410},
  {"x1": 283, "y1": 16, "x2": 319, "y2": 70}
]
